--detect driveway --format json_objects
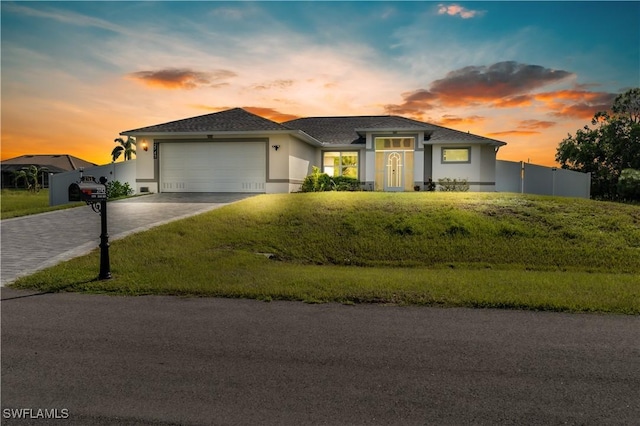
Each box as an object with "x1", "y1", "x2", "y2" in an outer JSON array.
[{"x1": 0, "y1": 193, "x2": 257, "y2": 286}]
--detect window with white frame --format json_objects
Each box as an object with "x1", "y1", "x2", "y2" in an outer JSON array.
[
  {"x1": 442, "y1": 147, "x2": 471, "y2": 163},
  {"x1": 323, "y1": 152, "x2": 358, "y2": 178}
]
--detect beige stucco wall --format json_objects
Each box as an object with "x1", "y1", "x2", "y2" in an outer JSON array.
[{"x1": 134, "y1": 137, "x2": 157, "y2": 193}]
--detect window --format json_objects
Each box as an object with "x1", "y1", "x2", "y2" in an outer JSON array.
[
  {"x1": 323, "y1": 152, "x2": 358, "y2": 178},
  {"x1": 375, "y1": 137, "x2": 414, "y2": 151},
  {"x1": 442, "y1": 147, "x2": 471, "y2": 163}
]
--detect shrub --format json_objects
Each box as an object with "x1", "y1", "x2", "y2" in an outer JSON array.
[
  {"x1": 301, "y1": 167, "x2": 360, "y2": 192},
  {"x1": 106, "y1": 180, "x2": 134, "y2": 199},
  {"x1": 438, "y1": 178, "x2": 470, "y2": 192},
  {"x1": 617, "y1": 169, "x2": 640, "y2": 201}
]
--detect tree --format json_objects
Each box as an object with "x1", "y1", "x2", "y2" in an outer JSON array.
[
  {"x1": 12, "y1": 165, "x2": 48, "y2": 192},
  {"x1": 111, "y1": 136, "x2": 136, "y2": 162},
  {"x1": 556, "y1": 88, "x2": 640, "y2": 200}
]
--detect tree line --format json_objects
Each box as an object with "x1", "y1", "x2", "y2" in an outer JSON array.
[{"x1": 556, "y1": 88, "x2": 640, "y2": 201}]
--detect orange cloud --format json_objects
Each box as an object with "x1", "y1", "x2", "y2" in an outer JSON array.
[
  {"x1": 435, "y1": 114, "x2": 485, "y2": 127},
  {"x1": 517, "y1": 119, "x2": 556, "y2": 130},
  {"x1": 243, "y1": 106, "x2": 301, "y2": 123},
  {"x1": 493, "y1": 95, "x2": 534, "y2": 108},
  {"x1": 128, "y1": 68, "x2": 237, "y2": 90},
  {"x1": 534, "y1": 90, "x2": 616, "y2": 119},
  {"x1": 488, "y1": 130, "x2": 541, "y2": 137}
]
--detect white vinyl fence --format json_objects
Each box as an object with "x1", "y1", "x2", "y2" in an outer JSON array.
[
  {"x1": 496, "y1": 160, "x2": 591, "y2": 199},
  {"x1": 49, "y1": 160, "x2": 137, "y2": 206}
]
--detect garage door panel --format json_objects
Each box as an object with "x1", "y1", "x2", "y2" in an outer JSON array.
[{"x1": 161, "y1": 142, "x2": 266, "y2": 193}]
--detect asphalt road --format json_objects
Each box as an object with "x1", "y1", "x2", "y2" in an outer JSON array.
[{"x1": 2, "y1": 288, "x2": 639, "y2": 425}]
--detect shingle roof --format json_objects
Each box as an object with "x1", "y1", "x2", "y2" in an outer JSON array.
[
  {"x1": 122, "y1": 107, "x2": 288, "y2": 134},
  {"x1": 282, "y1": 116, "x2": 434, "y2": 144},
  {"x1": 0, "y1": 155, "x2": 96, "y2": 171},
  {"x1": 283, "y1": 115, "x2": 506, "y2": 146},
  {"x1": 120, "y1": 107, "x2": 506, "y2": 146}
]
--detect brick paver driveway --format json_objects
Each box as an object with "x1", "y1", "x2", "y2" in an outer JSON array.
[{"x1": 0, "y1": 193, "x2": 256, "y2": 286}]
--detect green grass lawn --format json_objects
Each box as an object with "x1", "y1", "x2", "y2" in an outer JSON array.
[
  {"x1": 11, "y1": 192, "x2": 640, "y2": 314},
  {"x1": 1, "y1": 189, "x2": 83, "y2": 219}
]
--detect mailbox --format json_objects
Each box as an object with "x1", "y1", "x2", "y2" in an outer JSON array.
[{"x1": 69, "y1": 176, "x2": 107, "y2": 202}]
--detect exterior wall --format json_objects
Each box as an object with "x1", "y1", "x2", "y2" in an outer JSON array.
[
  {"x1": 431, "y1": 144, "x2": 482, "y2": 191},
  {"x1": 135, "y1": 137, "x2": 156, "y2": 193},
  {"x1": 288, "y1": 135, "x2": 319, "y2": 192},
  {"x1": 49, "y1": 160, "x2": 137, "y2": 206}
]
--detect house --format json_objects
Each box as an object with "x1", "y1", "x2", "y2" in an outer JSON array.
[
  {"x1": 121, "y1": 108, "x2": 507, "y2": 194},
  {"x1": 1, "y1": 154, "x2": 97, "y2": 189}
]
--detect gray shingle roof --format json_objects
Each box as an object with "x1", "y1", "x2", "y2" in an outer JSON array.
[
  {"x1": 282, "y1": 116, "x2": 434, "y2": 144},
  {"x1": 123, "y1": 107, "x2": 288, "y2": 134},
  {"x1": 283, "y1": 115, "x2": 506, "y2": 146},
  {"x1": 121, "y1": 107, "x2": 506, "y2": 146},
  {"x1": 0, "y1": 155, "x2": 96, "y2": 171}
]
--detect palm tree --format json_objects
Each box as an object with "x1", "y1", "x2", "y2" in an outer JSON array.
[{"x1": 112, "y1": 136, "x2": 136, "y2": 162}]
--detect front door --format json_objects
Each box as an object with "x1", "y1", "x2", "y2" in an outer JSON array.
[{"x1": 384, "y1": 151, "x2": 404, "y2": 191}]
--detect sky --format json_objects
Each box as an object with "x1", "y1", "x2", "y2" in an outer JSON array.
[{"x1": 1, "y1": 1, "x2": 638, "y2": 166}]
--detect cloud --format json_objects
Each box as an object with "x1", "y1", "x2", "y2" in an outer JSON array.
[
  {"x1": 243, "y1": 107, "x2": 300, "y2": 123},
  {"x1": 517, "y1": 119, "x2": 556, "y2": 130},
  {"x1": 487, "y1": 130, "x2": 541, "y2": 137},
  {"x1": 128, "y1": 68, "x2": 237, "y2": 90},
  {"x1": 437, "y1": 3, "x2": 485, "y2": 19},
  {"x1": 430, "y1": 62, "x2": 574, "y2": 102},
  {"x1": 251, "y1": 79, "x2": 295, "y2": 91},
  {"x1": 534, "y1": 90, "x2": 616, "y2": 119},
  {"x1": 436, "y1": 114, "x2": 485, "y2": 127},
  {"x1": 385, "y1": 61, "x2": 575, "y2": 115}
]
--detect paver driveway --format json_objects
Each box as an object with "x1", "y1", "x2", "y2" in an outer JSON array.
[{"x1": 0, "y1": 193, "x2": 256, "y2": 286}]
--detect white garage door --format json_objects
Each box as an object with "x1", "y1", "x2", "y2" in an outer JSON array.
[{"x1": 160, "y1": 142, "x2": 266, "y2": 192}]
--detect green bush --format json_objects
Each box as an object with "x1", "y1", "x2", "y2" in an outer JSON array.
[
  {"x1": 438, "y1": 178, "x2": 469, "y2": 192},
  {"x1": 617, "y1": 169, "x2": 640, "y2": 201},
  {"x1": 106, "y1": 180, "x2": 134, "y2": 199},
  {"x1": 301, "y1": 167, "x2": 360, "y2": 192}
]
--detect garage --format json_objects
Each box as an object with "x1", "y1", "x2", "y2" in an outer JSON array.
[{"x1": 160, "y1": 142, "x2": 266, "y2": 192}]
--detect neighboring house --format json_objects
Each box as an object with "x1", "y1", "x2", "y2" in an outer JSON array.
[
  {"x1": 1, "y1": 154, "x2": 97, "y2": 189},
  {"x1": 121, "y1": 107, "x2": 507, "y2": 194}
]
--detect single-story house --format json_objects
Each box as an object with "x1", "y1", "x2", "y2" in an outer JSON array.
[
  {"x1": 1, "y1": 154, "x2": 97, "y2": 189},
  {"x1": 121, "y1": 107, "x2": 507, "y2": 194}
]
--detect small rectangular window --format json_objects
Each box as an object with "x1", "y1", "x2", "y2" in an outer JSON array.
[{"x1": 442, "y1": 148, "x2": 470, "y2": 163}]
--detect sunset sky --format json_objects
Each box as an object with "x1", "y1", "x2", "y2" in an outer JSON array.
[{"x1": 2, "y1": 1, "x2": 638, "y2": 166}]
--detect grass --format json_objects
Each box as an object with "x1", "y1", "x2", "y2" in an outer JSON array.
[
  {"x1": 1, "y1": 189, "x2": 83, "y2": 219},
  {"x1": 11, "y1": 192, "x2": 640, "y2": 314}
]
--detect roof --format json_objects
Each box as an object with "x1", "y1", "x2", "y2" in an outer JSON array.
[
  {"x1": 282, "y1": 115, "x2": 434, "y2": 144},
  {"x1": 0, "y1": 155, "x2": 96, "y2": 172},
  {"x1": 121, "y1": 107, "x2": 506, "y2": 147},
  {"x1": 122, "y1": 107, "x2": 289, "y2": 134}
]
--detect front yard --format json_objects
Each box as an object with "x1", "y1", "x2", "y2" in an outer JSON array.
[{"x1": 11, "y1": 192, "x2": 640, "y2": 314}]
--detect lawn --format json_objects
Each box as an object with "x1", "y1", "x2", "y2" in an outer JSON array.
[
  {"x1": 1, "y1": 189, "x2": 83, "y2": 219},
  {"x1": 11, "y1": 192, "x2": 640, "y2": 314}
]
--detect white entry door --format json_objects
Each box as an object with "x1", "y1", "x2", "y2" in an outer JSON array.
[{"x1": 160, "y1": 142, "x2": 266, "y2": 192}]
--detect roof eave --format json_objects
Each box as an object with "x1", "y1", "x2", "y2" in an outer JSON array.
[{"x1": 120, "y1": 129, "x2": 325, "y2": 147}]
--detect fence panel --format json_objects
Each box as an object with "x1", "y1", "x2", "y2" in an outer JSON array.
[{"x1": 495, "y1": 160, "x2": 522, "y2": 193}]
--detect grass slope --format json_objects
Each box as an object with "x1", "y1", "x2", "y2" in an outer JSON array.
[{"x1": 12, "y1": 193, "x2": 640, "y2": 313}]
